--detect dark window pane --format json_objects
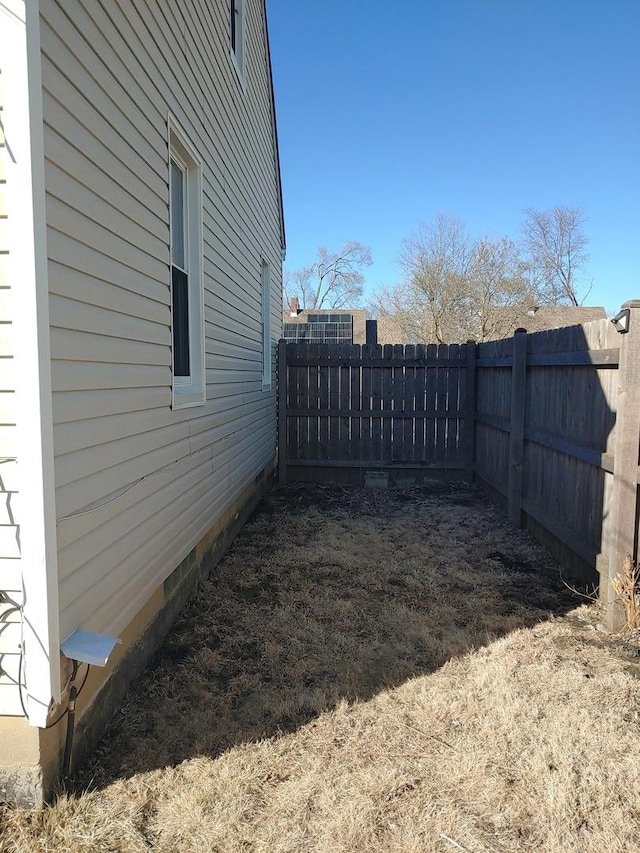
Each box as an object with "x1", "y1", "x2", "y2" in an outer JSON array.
[{"x1": 172, "y1": 266, "x2": 190, "y2": 376}]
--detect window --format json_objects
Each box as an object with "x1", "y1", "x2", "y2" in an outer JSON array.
[
  {"x1": 230, "y1": 0, "x2": 245, "y2": 82},
  {"x1": 168, "y1": 118, "x2": 205, "y2": 408},
  {"x1": 261, "y1": 261, "x2": 271, "y2": 389}
]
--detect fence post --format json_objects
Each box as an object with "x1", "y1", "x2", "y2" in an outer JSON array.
[
  {"x1": 277, "y1": 339, "x2": 288, "y2": 484},
  {"x1": 366, "y1": 320, "x2": 378, "y2": 345},
  {"x1": 605, "y1": 300, "x2": 640, "y2": 630},
  {"x1": 508, "y1": 328, "x2": 527, "y2": 526},
  {"x1": 464, "y1": 339, "x2": 476, "y2": 480}
]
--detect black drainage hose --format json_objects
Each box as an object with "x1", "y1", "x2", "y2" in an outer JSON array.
[{"x1": 62, "y1": 685, "x2": 78, "y2": 784}]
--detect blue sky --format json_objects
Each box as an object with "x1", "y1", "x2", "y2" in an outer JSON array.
[{"x1": 266, "y1": 0, "x2": 639, "y2": 314}]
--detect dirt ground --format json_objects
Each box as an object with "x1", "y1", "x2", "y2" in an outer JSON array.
[{"x1": 2, "y1": 481, "x2": 640, "y2": 852}]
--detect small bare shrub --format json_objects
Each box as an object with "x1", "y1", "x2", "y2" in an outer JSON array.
[{"x1": 612, "y1": 553, "x2": 640, "y2": 630}]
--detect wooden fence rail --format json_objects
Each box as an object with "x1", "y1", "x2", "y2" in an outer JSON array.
[{"x1": 277, "y1": 301, "x2": 640, "y2": 630}]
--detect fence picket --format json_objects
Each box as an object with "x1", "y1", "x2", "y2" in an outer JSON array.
[
  {"x1": 404, "y1": 345, "x2": 416, "y2": 462},
  {"x1": 435, "y1": 344, "x2": 449, "y2": 463},
  {"x1": 371, "y1": 344, "x2": 383, "y2": 460},
  {"x1": 382, "y1": 344, "x2": 394, "y2": 462},
  {"x1": 350, "y1": 344, "x2": 362, "y2": 461},
  {"x1": 415, "y1": 344, "x2": 427, "y2": 462},
  {"x1": 329, "y1": 346, "x2": 340, "y2": 459},
  {"x1": 392, "y1": 344, "x2": 405, "y2": 462},
  {"x1": 307, "y1": 343, "x2": 319, "y2": 459},
  {"x1": 425, "y1": 344, "x2": 437, "y2": 462},
  {"x1": 361, "y1": 344, "x2": 373, "y2": 461}
]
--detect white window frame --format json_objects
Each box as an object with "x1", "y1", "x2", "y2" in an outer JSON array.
[
  {"x1": 261, "y1": 260, "x2": 272, "y2": 390},
  {"x1": 230, "y1": 0, "x2": 246, "y2": 85},
  {"x1": 168, "y1": 116, "x2": 205, "y2": 409}
]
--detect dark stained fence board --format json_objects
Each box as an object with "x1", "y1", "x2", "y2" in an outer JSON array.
[
  {"x1": 319, "y1": 355, "x2": 329, "y2": 459},
  {"x1": 291, "y1": 459, "x2": 466, "y2": 469},
  {"x1": 446, "y1": 343, "x2": 460, "y2": 463},
  {"x1": 361, "y1": 344, "x2": 373, "y2": 461},
  {"x1": 328, "y1": 347, "x2": 340, "y2": 459},
  {"x1": 435, "y1": 344, "x2": 448, "y2": 464},
  {"x1": 415, "y1": 344, "x2": 427, "y2": 462},
  {"x1": 382, "y1": 344, "x2": 393, "y2": 462},
  {"x1": 287, "y1": 409, "x2": 465, "y2": 419},
  {"x1": 350, "y1": 344, "x2": 362, "y2": 461},
  {"x1": 371, "y1": 344, "x2": 383, "y2": 461},
  {"x1": 285, "y1": 356, "x2": 466, "y2": 367},
  {"x1": 297, "y1": 344, "x2": 310, "y2": 462},
  {"x1": 508, "y1": 331, "x2": 527, "y2": 525},
  {"x1": 425, "y1": 344, "x2": 437, "y2": 463},
  {"x1": 464, "y1": 340, "x2": 477, "y2": 474},
  {"x1": 307, "y1": 343, "x2": 320, "y2": 459},
  {"x1": 528, "y1": 348, "x2": 619, "y2": 367},
  {"x1": 521, "y1": 496, "x2": 600, "y2": 564},
  {"x1": 404, "y1": 345, "x2": 416, "y2": 462},
  {"x1": 277, "y1": 340, "x2": 287, "y2": 483},
  {"x1": 339, "y1": 344, "x2": 351, "y2": 461},
  {"x1": 287, "y1": 352, "x2": 300, "y2": 462},
  {"x1": 392, "y1": 345, "x2": 405, "y2": 462}
]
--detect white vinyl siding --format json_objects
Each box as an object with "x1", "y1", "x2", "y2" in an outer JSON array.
[
  {"x1": 0, "y1": 10, "x2": 23, "y2": 716},
  {"x1": 261, "y1": 260, "x2": 271, "y2": 389},
  {"x1": 40, "y1": 0, "x2": 283, "y2": 640}
]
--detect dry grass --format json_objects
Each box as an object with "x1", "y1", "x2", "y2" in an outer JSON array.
[
  {"x1": 2, "y1": 481, "x2": 640, "y2": 852},
  {"x1": 612, "y1": 554, "x2": 640, "y2": 630}
]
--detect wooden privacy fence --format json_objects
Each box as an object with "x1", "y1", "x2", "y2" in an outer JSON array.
[
  {"x1": 277, "y1": 301, "x2": 640, "y2": 630},
  {"x1": 278, "y1": 341, "x2": 476, "y2": 483}
]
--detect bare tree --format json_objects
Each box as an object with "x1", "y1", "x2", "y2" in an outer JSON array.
[
  {"x1": 469, "y1": 236, "x2": 533, "y2": 341},
  {"x1": 368, "y1": 280, "x2": 435, "y2": 344},
  {"x1": 369, "y1": 219, "x2": 534, "y2": 344},
  {"x1": 397, "y1": 214, "x2": 473, "y2": 343},
  {"x1": 285, "y1": 241, "x2": 372, "y2": 310},
  {"x1": 521, "y1": 205, "x2": 591, "y2": 306}
]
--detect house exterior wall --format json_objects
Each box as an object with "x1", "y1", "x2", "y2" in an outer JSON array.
[
  {"x1": 41, "y1": 0, "x2": 282, "y2": 660},
  {"x1": 0, "y1": 0, "x2": 61, "y2": 727},
  {"x1": 39, "y1": 0, "x2": 283, "y2": 652}
]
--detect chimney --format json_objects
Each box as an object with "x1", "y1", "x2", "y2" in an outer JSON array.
[
  {"x1": 526, "y1": 296, "x2": 538, "y2": 316},
  {"x1": 289, "y1": 296, "x2": 300, "y2": 316}
]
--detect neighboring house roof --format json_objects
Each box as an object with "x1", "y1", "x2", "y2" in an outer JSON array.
[
  {"x1": 283, "y1": 307, "x2": 368, "y2": 344},
  {"x1": 486, "y1": 305, "x2": 607, "y2": 340}
]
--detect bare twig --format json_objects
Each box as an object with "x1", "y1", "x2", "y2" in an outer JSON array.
[{"x1": 559, "y1": 568, "x2": 599, "y2": 602}]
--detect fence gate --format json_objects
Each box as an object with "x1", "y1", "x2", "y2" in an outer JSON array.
[{"x1": 277, "y1": 340, "x2": 476, "y2": 485}]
